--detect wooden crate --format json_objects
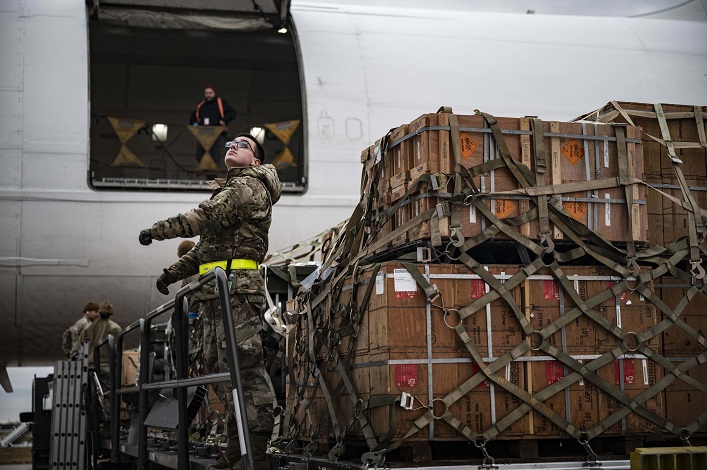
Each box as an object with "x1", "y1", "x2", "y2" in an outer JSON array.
[
  {"x1": 288, "y1": 262, "x2": 678, "y2": 446},
  {"x1": 369, "y1": 111, "x2": 648, "y2": 250},
  {"x1": 576, "y1": 101, "x2": 707, "y2": 179}
]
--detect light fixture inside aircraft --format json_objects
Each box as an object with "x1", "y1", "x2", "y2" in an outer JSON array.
[
  {"x1": 151, "y1": 123, "x2": 168, "y2": 142},
  {"x1": 278, "y1": 27, "x2": 288, "y2": 34},
  {"x1": 250, "y1": 126, "x2": 265, "y2": 144}
]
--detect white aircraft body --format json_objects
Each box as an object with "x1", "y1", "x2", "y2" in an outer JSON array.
[{"x1": 0, "y1": 0, "x2": 706, "y2": 371}]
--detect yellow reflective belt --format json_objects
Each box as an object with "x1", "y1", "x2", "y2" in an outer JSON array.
[{"x1": 199, "y1": 259, "x2": 259, "y2": 275}]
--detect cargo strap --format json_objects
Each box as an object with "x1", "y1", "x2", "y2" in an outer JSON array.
[
  {"x1": 602, "y1": 101, "x2": 707, "y2": 150},
  {"x1": 449, "y1": 113, "x2": 464, "y2": 243},
  {"x1": 654, "y1": 103, "x2": 706, "y2": 280},
  {"x1": 530, "y1": 118, "x2": 553, "y2": 252},
  {"x1": 199, "y1": 259, "x2": 258, "y2": 275},
  {"x1": 283, "y1": 106, "x2": 707, "y2": 463}
]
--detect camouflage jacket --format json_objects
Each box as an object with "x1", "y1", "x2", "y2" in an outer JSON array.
[
  {"x1": 79, "y1": 317, "x2": 122, "y2": 364},
  {"x1": 62, "y1": 315, "x2": 89, "y2": 358},
  {"x1": 150, "y1": 164, "x2": 282, "y2": 289}
]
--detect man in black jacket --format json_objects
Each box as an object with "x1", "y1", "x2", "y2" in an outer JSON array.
[{"x1": 189, "y1": 83, "x2": 236, "y2": 163}]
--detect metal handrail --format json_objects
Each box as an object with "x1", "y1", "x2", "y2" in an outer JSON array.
[{"x1": 91, "y1": 267, "x2": 254, "y2": 470}]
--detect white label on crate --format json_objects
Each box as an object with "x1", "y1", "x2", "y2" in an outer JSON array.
[
  {"x1": 396, "y1": 149, "x2": 401, "y2": 169},
  {"x1": 642, "y1": 359, "x2": 649, "y2": 385},
  {"x1": 603, "y1": 141, "x2": 609, "y2": 168},
  {"x1": 393, "y1": 269, "x2": 417, "y2": 296},
  {"x1": 578, "y1": 360, "x2": 584, "y2": 385},
  {"x1": 605, "y1": 193, "x2": 611, "y2": 226},
  {"x1": 616, "y1": 303, "x2": 622, "y2": 329},
  {"x1": 505, "y1": 364, "x2": 511, "y2": 381},
  {"x1": 470, "y1": 204, "x2": 477, "y2": 223},
  {"x1": 376, "y1": 271, "x2": 385, "y2": 295},
  {"x1": 416, "y1": 142, "x2": 421, "y2": 163}
]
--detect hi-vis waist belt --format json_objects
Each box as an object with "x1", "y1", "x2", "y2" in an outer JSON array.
[{"x1": 199, "y1": 259, "x2": 259, "y2": 275}]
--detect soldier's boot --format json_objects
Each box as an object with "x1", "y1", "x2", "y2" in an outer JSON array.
[
  {"x1": 208, "y1": 444, "x2": 240, "y2": 470},
  {"x1": 226, "y1": 433, "x2": 271, "y2": 470},
  {"x1": 249, "y1": 432, "x2": 271, "y2": 470},
  {"x1": 209, "y1": 419, "x2": 240, "y2": 470}
]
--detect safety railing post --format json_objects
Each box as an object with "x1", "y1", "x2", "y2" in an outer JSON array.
[
  {"x1": 137, "y1": 318, "x2": 150, "y2": 469},
  {"x1": 174, "y1": 294, "x2": 190, "y2": 469},
  {"x1": 215, "y1": 268, "x2": 254, "y2": 470}
]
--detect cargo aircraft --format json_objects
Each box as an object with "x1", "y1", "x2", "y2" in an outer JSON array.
[{"x1": 1, "y1": 0, "x2": 706, "y2": 391}]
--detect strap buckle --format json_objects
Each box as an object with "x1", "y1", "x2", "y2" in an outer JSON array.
[
  {"x1": 361, "y1": 450, "x2": 386, "y2": 469},
  {"x1": 264, "y1": 305, "x2": 286, "y2": 335},
  {"x1": 681, "y1": 429, "x2": 692, "y2": 447},
  {"x1": 691, "y1": 259, "x2": 706, "y2": 281},
  {"x1": 426, "y1": 284, "x2": 441, "y2": 305},
  {"x1": 416, "y1": 247, "x2": 432, "y2": 263},
  {"x1": 400, "y1": 392, "x2": 414, "y2": 410},
  {"x1": 327, "y1": 440, "x2": 345, "y2": 462}
]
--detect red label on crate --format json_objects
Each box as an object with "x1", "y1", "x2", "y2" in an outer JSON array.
[
  {"x1": 606, "y1": 281, "x2": 628, "y2": 300},
  {"x1": 460, "y1": 132, "x2": 478, "y2": 159},
  {"x1": 471, "y1": 362, "x2": 490, "y2": 387},
  {"x1": 614, "y1": 359, "x2": 635, "y2": 384},
  {"x1": 561, "y1": 139, "x2": 584, "y2": 165},
  {"x1": 395, "y1": 291, "x2": 417, "y2": 299},
  {"x1": 544, "y1": 280, "x2": 560, "y2": 300},
  {"x1": 546, "y1": 360, "x2": 565, "y2": 385},
  {"x1": 395, "y1": 364, "x2": 418, "y2": 387},
  {"x1": 470, "y1": 280, "x2": 486, "y2": 299}
]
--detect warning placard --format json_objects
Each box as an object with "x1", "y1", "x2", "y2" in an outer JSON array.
[
  {"x1": 460, "y1": 132, "x2": 478, "y2": 159},
  {"x1": 544, "y1": 280, "x2": 560, "y2": 300},
  {"x1": 545, "y1": 360, "x2": 565, "y2": 385},
  {"x1": 395, "y1": 364, "x2": 418, "y2": 387},
  {"x1": 495, "y1": 199, "x2": 516, "y2": 219},
  {"x1": 561, "y1": 139, "x2": 584, "y2": 164},
  {"x1": 470, "y1": 279, "x2": 486, "y2": 299},
  {"x1": 393, "y1": 269, "x2": 417, "y2": 299},
  {"x1": 563, "y1": 193, "x2": 588, "y2": 221},
  {"x1": 614, "y1": 359, "x2": 636, "y2": 384}
]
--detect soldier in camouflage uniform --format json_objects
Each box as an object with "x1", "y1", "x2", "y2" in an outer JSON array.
[
  {"x1": 63, "y1": 301, "x2": 100, "y2": 358},
  {"x1": 139, "y1": 133, "x2": 280, "y2": 470}
]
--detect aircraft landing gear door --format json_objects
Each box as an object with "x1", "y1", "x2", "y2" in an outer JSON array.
[{"x1": 88, "y1": 0, "x2": 304, "y2": 193}]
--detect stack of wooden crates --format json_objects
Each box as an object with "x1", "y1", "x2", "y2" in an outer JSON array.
[{"x1": 284, "y1": 103, "x2": 707, "y2": 460}]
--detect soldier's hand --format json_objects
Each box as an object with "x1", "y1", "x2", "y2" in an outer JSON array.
[
  {"x1": 156, "y1": 268, "x2": 178, "y2": 295},
  {"x1": 139, "y1": 229, "x2": 153, "y2": 246}
]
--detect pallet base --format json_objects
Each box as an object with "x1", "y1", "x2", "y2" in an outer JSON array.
[{"x1": 293, "y1": 434, "x2": 707, "y2": 466}]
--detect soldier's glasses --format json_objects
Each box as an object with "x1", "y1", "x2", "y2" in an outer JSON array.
[{"x1": 225, "y1": 140, "x2": 254, "y2": 153}]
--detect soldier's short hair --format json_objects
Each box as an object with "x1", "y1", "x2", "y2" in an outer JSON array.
[
  {"x1": 83, "y1": 302, "x2": 100, "y2": 313},
  {"x1": 235, "y1": 133, "x2": 266, "y2": 164},
  {"x1": 178, "y1": 240, "x2": 196, "y2": 258}
]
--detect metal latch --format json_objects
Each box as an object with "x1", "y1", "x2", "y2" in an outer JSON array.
[{"x1": 400, "y1": 392, "x2": 414, "y2": 410}]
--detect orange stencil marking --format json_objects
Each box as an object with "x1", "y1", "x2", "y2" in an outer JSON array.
[
  {"x1": 495, "y1": 199, "x2": 516, "y2": 219},
  {"x1": 460, "y1": 132, "x2": 478, "y2": 159},
  {"x1": 561, "y1": 139, "x2": 584, "y2": 165},
  {"x1": 563, "y1": 193, "x2": 588, "y2": 221}
]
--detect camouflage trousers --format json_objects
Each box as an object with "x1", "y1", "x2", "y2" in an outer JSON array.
[{"x1": 201, "y1": 293, "x2": 275, "y2": 435}]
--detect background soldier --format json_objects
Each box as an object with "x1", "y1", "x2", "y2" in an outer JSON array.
[
  {"x1": 139, "y1": 133, "x2": 280, "y2": 470},
  {"x1": 63, "y1": 301, "x2": 100, "y2": 358},
  {"x1": 79, "y1": 299, "x2": 122, "y2": 387}
]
